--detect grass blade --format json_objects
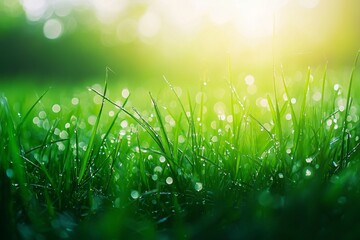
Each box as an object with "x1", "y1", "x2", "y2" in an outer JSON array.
[
  {"x1": 340, "y1": 50, "x2": 360, "y2": 169},
  {"x1": 78, "y1": 81, "x2": 107, "y2": 184}
]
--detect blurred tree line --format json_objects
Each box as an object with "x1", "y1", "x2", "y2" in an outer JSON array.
[{"x1": 0, "y1": 0, "x2": 359, "y2": 83}]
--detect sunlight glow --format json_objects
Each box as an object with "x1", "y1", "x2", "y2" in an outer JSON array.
[
  {"x1": 138, "y1": 9, "x2": 161, "y2": 39},
  {"x1": 18, "y1": 0, "x2": 327, "y2": 46},
  {"x1": 19, "y1": 0, "x2": 291, "y2": 40},
  {"x1": 297, "y1": 0, "x2": 320, "y2": 9},
  {"x1": 43, "y1": 18, "x2": 63, "y2": 39},
  {"x1": 234, "y1": 1, "x2": 274, "y2": 39},
  {"x1": 21, "y1": 0, "x2": 47, "y2": 21},
  {"x1": 91, "y1": 0, "x2": 128, "y2": 24}
]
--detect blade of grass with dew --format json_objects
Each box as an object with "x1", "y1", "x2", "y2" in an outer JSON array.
[
  {"x1": 90, "y1": 87, "x2": 167, "y2": 157},
  {"x1": 149, "y1": 93, "x2": 183, "y2": 189},
  {"x1": 163, "y1": 76, "x2": 190, "y2": 124},
  {"x1": 17, "y1": 88, "x2": 50, "y2": 133},
  {"x1": 320, "y1": 63, "x2": 328, "y2": 121},
  {"x1": 340, "y1": 50, "x2": 360, "y2": 169},
  {"x1": 163, "y1": 76, "x2": 196, "y2": 168},
  {"x1": 293, "y1": 67, "x2": 311, "y2": 155},
  {"x1": 132, "y1": 107, "x2": 167, "y2": 154},
  {"x1": 93, "y1": 96, "x2": 130, "y2": 162},
  {"x1": 187, "y1": 90, "x2": 200, "y2": 170},
  {"x1": 136, "y1": 132, "x2": 150, "y2": 190},
  {"x1": 0, "y1": 96, "x2": 30, "y2": 208},
  {"x1": 84, "y1": 98, "x2": 130, "y2": 188},
  {"x1": 78, "y1": 80, "x2": 107, "y2": 184},
  {"x1": 227, "y1": 83, "x2": 247, "y2": 179},
  {"x1": 95, "y1": 86, "x2": 183, "y2": 190},
  {"x1": 272, "y1": 72, "x2": 283, "y2": 146},
  {"x1": 105, "y1": 133, "x2": 123, "y2": 192},
  {"x1": 149, "y1": 92, "x2": 172, "y2": 157},
  {"x1": 281, "y1": 65, "x2": 298, "y2": 128}
]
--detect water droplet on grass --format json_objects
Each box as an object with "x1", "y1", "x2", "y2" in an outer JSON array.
[
  {"x1": 166, "y1": 177, "x2": 173, "y2": 185},
  {"x1": 154, "y1": 166, "x2": 162, "y2": 173},
  {"x1": 57, "y1": 142, "x2": 65, "y2": 151},
  {"x1": 54, "y1": 128, "x2": 60, "y2": 135},
  {"x1": 178, "y1": 135, "x2": 185, "y2": 143},
  {"x1": 312, "y1": 91, "x2": 321, "y2": 101},
  {"x1": 326, "y1": 119, "x2": 332, "y2": 126},
  {"x1": 194, "y1": 182, "x2": 203, "y2": 191},
  {"x1": 33, "y1": 117, "x2": 40, "y2": 125},
  {"x1": 60, "y1": 130, "x2": 68, "y2": 139},
  {"x1": 88, "y1": 115, "x2": 96, "y2": 125},
  {"x1": 122, "y1": 88, "x2": 130, "y2": 98},
  {"x1": 93, "y1": 95, "x2": 102, "y2": 104},
  {"x1": 39, "y1": 111, "x2": 46, "y2": 119},
  {"x1": 131, "y1": 190, "x2": 140, "y2": 199},
  {"x1": 211, "y1": 136, "x2": 218, "y2": 143},
  {"x1": 114, "y1": 198, "x2": 121, "y2": 208},
  {"x1": 71, "y1": 97, "x2": 79, "y2": 105},
  {"x1": 52, "y1": 104, "x2": 61, "y2": 113},
  {"x1": 6, "y1": 169, "x2": 14, "y2": 178},
  {"x1": 245, "y1": 74, "x2": 255, "y2": 85},
  {"x1": 159, "y1": 156, "x2": 166, "y2": 163}
]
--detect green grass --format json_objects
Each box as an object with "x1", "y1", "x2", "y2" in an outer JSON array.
[{"x1": 2, "y1": 57, "x2": 360, "y2": 239}]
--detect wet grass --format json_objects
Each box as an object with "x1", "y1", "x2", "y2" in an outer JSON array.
[{"x1": 2, "y1": 57, "x2": 360, "y2": 239}]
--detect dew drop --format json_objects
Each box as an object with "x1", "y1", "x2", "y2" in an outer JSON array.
[
  {"x1": 39, "y1": 111, "x2": 46, "y2": 119},
  {"x1": 122, "y1": 88, "x2": 130, "y2": 98},
  {"x1": 194, "y1": 182, "x2": 203, "y2": 192},
  {"x1": 131, "y1": 190, "x2": 140, "y2": 199},
  {"x1": 245, "y1": 74, "x2": 255, "y2": 85},
  {"x1": 154, "y1": 166, "x2": 162, "y2": 173},
  {"x1": 6, "y1": 169, "x2": 14, "y2": 178},
  {"x1": 159, "y1": 156, "x2": 166, "y2": 163},
  {"x1": 152, "y1": 174, "x2": 158, "y2": 181},
  {"x1": 166, "y1": 177, "x2": 173, "y2": 185},
  {"x1": 33, "y1": 117, "x2": 40, "y2": 125},
  {"x1": 52, "y1": 104, "x2": 61, "y2": 113},
  {"x1": 71, "y1": 97, "x2": 79, "y2": 105}
]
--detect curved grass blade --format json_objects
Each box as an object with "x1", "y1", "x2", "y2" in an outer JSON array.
[
  {"x1": 78, "y1": 81, "x2": 107, "y2": 184},
  {"x1": 340, "y1": 50, "x2": 360, "y2": 168},
  {"x1": 17, "y1": 88, "x2": 50, "y2": 132}
]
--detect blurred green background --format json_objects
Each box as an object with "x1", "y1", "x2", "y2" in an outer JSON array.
[{"x1": 0, "y1": 0, "x2": 359, "y2": 84}]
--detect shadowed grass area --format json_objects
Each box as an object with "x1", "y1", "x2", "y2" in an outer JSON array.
[{"x1": 1, "y1": 55, "x2": 360, "y2": 239}]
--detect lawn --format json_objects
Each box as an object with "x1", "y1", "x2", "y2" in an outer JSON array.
[
  {"x1": 2, "y1": 55, "x2": 360, "y2": 239},
  {"x1": 2, "y1": 1, "x2": 360, "y2": 239}
]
